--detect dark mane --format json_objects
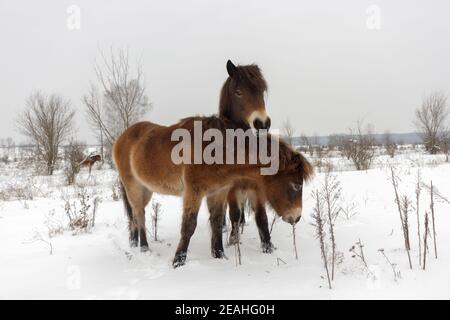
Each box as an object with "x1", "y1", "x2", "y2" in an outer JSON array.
[
  {"x1": 278, "y1": 140, "x2": 314, "y2": 181},
  {"x1": 219, "y1": 64, "x2": 267, "y2": 119}
]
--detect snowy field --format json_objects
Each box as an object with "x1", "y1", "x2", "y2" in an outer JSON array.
[{"x1": 0, "y1": 148, "x2": 449, "y2": 300}]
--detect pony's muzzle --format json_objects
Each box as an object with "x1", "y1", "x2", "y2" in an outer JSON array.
[
  {"x1": 248, "y1": 110, "x2": 271, "y2": 131},
  {"x1": 253, "y1": 117, "x2": 271, "y2": 130},
  {"x1": 282, "y1": 209, "x2": 302, "y2": 225}
]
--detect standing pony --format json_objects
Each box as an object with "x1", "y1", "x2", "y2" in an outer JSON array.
[
  {"x1": 79, "y1": 154, "x2": 102, "y2": 174},
  {"x1": 212, "y1": 60, "x2": 275, "y2": 253}
]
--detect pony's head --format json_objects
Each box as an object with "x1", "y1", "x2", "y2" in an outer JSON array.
[
  {"x1": 262, "y1": 142, "x2": 314, "y2": 225},
  {"x1": 219, "y1": 60, "x2": 270, "y2": 131}
]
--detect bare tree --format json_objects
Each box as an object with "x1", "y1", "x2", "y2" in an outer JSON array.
[
  {"x1": 414, "y1": 91, "x2": 448, "y2": 154},
  {"x1": 16, "y1": 92, "x2": 75, "y2": 175},
  {"x1": 343, "y1": 120, "x2": 375, "y2": 170},
  {"x1": 282, "y1": 119, "x2": 295, "y2": 146},
  {"x1": 83, "y1": 47, "x2": 151, "y2": 160}
]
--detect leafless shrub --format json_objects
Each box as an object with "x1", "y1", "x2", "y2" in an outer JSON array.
[
  {"x1": 151, "y1": 200, "x2": 162, "y2": 242},
  {"x1": 64, "y1": 138, "x2": 86, "y2": 185},
  {"x1": 64, "y1": 185, "x2": 99, "y2": 234},
  {"x1": 343, "y1": 121, "x2": 375, "y2": 170},
  {"x1": 389, "y1": 166, "x2": 413, "y2": 269},
  {"x1": 0, "y1": 179, "x2": 36, "y2": 202},
  {"x1": 414, "y1": 91, "x2": 448, "y2": 154},
  {"x1": 378, "y1": 248, "x2": 401, "y2": 282},
  {"x1": 16, "y1": 92, "x2": 75, "y2": 175},
  {"x1": 383, "y1": 130, "x2": 397, "y2": 158},
  {"x1": 311, "y1": 189, "x2": 332, "y2": 289}
]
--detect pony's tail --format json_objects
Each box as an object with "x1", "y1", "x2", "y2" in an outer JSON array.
[{"x1": 120, "y1": 182, "x2": 133, "y2": 222}]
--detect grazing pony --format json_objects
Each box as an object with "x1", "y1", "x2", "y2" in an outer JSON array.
[{"x1": 113, "y1": 116, "x2": 313, "y2": 268}]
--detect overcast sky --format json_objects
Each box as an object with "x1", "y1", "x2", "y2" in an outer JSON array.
[{"x1": 1, "y1": 0, "x2": 449, "y2": 142}]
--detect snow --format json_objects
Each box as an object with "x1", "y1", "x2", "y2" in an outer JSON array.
[{"x1": 0, "y1": 150, "x2": 450, "y2": 299}]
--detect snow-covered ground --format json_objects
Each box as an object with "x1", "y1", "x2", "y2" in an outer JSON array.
[{"x1": 0, "y1": 150, "x2": 449, "y2": 299}]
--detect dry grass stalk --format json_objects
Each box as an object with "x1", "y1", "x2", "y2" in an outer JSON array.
[
  {"x1": 415, "y1": 170, "x2": 422, "y2": 266},
  {"x1": 378, "y1": 248, "x2": 401, "y2": 282},
  {"x1": 389, "y1": 166, "x2": 413, "y2": 269},
  {"x1": 311, "y1": 189, "x2": 332, "y2": 289},
  {"x1": 429, "y1": 181, "x2": 438, "y2": 259}
]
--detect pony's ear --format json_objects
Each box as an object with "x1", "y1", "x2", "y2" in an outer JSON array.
[{"x1": 226, "y1": 60, "x2": 237, "y2": 78}]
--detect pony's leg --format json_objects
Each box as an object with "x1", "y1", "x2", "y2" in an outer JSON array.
[
  {"x1": 254, "y1": 206, "x2": 275, "y2": 253},
  {"x1": 173, "y1": 188, "x2": 202, "y2": 268},
  {"x1": 123, "y1": 179, "x2": 151, "y2": 252},
  {"x1": 138, "y1": 189, "x2": 153, "y2": 250},
  {"x1": 227, "y1": 189, "x2": 245, "y2": 246},
  {"x1": 206, "y1": 192, "x2": 227, "y2": 259},
  {"x1": 120, "y1": 182, "x2": 138, "y2": 247},
  {"x1": 249, "y1": 193, "x2": 274, "y2": 254}
]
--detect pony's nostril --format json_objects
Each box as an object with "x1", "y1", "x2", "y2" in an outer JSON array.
[
  {"x1": 253, "y1": 119, "x2": 263, "y2": 130},
  {"x1": 265, "y1": 117, "x2": 271, "y2": 130}
]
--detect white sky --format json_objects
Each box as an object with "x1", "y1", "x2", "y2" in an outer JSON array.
[{"x1": 1, "y1": 0, "x2": 449, "y2": 142}]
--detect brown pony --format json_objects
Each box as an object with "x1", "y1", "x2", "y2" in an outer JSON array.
[
  {"x1": 113, "y1": 116, "x2": 313, "y2": 268},
  {"x1": 213, "y1": 60, "x2": 275, "y2": 253},
  {"x1": 79, "y1": 154, "x2": 101, "y2": 174}
]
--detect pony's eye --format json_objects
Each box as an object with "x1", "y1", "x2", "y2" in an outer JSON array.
[
  {"x1": 235, "y1": 89, "x2": 243, "y2": 97},
  {"x1": 291, "y1": 183, "x2": 302, "y2": 192}
]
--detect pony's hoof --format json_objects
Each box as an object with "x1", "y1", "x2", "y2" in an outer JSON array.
[
  {"x1": 140, "y1": 245, "x2": 150, "y2": 253},
  {"x1": 212, "y1": 250, "x2": 227, "y2": 259},
  {"x1": 261, "y1": 242, "x2": 275, "y2": 254},
  {"x1": 130, "y1": 240, "x2": 138, "y2": 248},
  {"x1": 172, "y1": 252, "x2": 187, "y2": 268}
]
